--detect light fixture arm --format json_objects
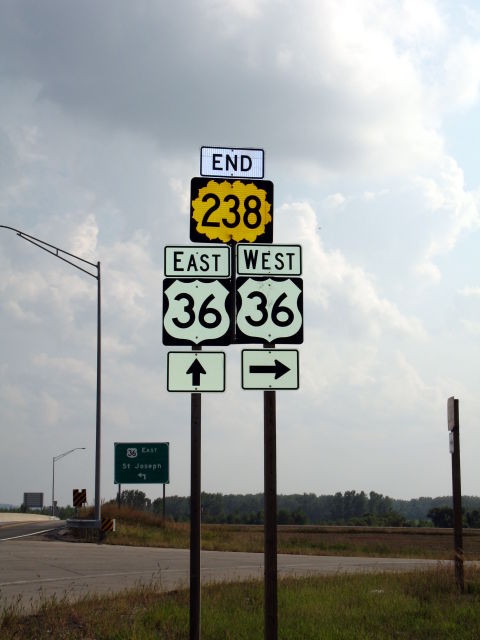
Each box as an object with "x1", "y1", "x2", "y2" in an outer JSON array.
[
  {"x1": 2, "y1": 224, "x2": 102, "y2": 524},
  {"x1": 52, "y1": 447, "x2": 86, "y2": 517}
]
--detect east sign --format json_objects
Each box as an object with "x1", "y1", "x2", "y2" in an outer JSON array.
[
  {"x1": 190, "y1": 177, "x2": 274, "y2": 244},
  {"x1": 164, "y1": 245, "x2": 230, "y2": 278}
]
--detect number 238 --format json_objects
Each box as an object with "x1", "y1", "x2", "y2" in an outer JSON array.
[{"x1": 201, "y1": 192, "x2": 263, "y2": 229}]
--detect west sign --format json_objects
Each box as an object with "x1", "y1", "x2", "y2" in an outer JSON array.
[{"x1": 237, "y1": 244, "x2": 302, "y2": 276}]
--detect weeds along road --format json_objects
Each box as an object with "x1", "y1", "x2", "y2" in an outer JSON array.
[{"x1": 0, "y1": 538, "x2": 461, "y2": 610}]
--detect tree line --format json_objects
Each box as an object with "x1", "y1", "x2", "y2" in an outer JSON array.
[{"x1": 112, "y1": 489, "x2": 480, "y2": 527}]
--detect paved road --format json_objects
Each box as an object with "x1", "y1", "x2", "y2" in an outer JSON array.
[
  {"x1": 0, "y1": 539, "x2": 455, "y2": 610},
  {"x1": 0, "y1": 521, "x2": 64, "y2": 541}
]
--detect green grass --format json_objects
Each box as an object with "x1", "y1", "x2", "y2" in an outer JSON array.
[{"x1": 2, "y1": 567, "x2": 480, "y2": 639}]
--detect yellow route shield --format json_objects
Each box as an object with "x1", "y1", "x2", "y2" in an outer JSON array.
[{"x1": 190, "y1": 177, "x2": 273, "y2": 244}]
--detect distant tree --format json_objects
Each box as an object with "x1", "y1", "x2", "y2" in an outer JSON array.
[
  {"x1": 104, "y1": 490, "x2": 480, "y2": 526},
  {"x1": 369, "y1": 491, "x2": 392, "y2": 516},
  {"x1": 152, "y1": 497, "x2": 164, "y2": 515},
  {"x1": 291, "y1": 508, "x2": 308, "y2": 525},
  {"x1": 466, "y1": 510, "x2": 480, "y2": 528},
  {"x1": 428, "y1": 506, "x2": 454, "y2": 527},
  {"x1": 120, "y1": 490, "x2": 150, "y2": 510},
  {"x1": 277, "y1": 509, "x2": 291, "y2": 524},
  {"x1": 382, "y1": 510, "x2": 408, "y2": 527},
  {"x1": 330, "y1": 492, "x2": 344, "y2": 522}
]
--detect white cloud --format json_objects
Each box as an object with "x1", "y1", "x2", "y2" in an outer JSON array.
[
  {"x1": 0, "y1": 384, "x2": 27, "y2": 408},
  {"x1": 277, "y1": 201, "x2": 425, "y2": 339},
  {"x1": 414, "y1": 156, "x2": 480, "y2": 280},
  {"x1": 39, "y1": 391, "x2": 60, "y2": 426},
  {"x1": 324, "y1": 193, "x2": 347, "y2": 209},
  {"x1": 33, "y1": 354, "x2": 96, "y2": 388},
  {"x1": 0, "y1": 0, "x2": 448, "y2": 178},
  {"x1": 69, "y1": 213, "x2": 98, "y2": 258},
  {"x1": 462, "y1": 319, "x2": 480, "y2": 334},
  {"x1": 458, "y1": 286, "x2": 480, "y2": 297},
  {"x1": 444, "y1": 37, "x2": 480, "y2": 111}
]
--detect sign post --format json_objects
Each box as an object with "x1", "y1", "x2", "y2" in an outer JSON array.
[
  {"x1": 165, "y1": 146, "x2": 302, "y2": 640},
  {"x1": 448, "y1": 396, "x2": 464, "y2": 592},
  {"x1": 264, "y1": 382, "x2": 277, "y2": 640},
  {"x1": 190, "y1": 385, "x2": 202, "y2": 640}
]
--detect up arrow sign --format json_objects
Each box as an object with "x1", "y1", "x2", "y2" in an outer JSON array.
[
  {"x1": 186, "y1": 358, "x2": 207, "y2": 386},
  {"x1": 249, "y1": 359, "x2": 290, "y2": 379},
  {"x1": 167, "y1": 352, "x2": 225, "y2": 392}
]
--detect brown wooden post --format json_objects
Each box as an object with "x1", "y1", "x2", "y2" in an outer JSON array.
[
  {"x1": 264, "y1": 388, "x2": 277, "y2": 640},
  {"x1": 447, "y1": 396, "x2": 464, "y2": 593},
  {"x1": 190, "y1": 390, "x2": 202, "y2": 639}
]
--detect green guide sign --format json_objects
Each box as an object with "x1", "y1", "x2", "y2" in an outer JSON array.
[{"x1": 114, "y1": 442, "x2": 169, "y2": 484}]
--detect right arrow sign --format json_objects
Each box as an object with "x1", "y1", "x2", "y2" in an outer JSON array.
[
  {"x1": 242, "y1": 350, "x2": 299, "y2": 390},
  {"x1": 249, "y1": 359, "x2": 291, "y2": 379}
]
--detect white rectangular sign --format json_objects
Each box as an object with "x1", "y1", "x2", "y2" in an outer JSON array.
[
  {"x1": 242, "y1": 349, "x2": 299, "y2": 390},
  {"x1": 167, "y1": 351, "x2": 226, "y2": 392},
  {"x1": 200, "y1": 146, "x2": 264, "y2": 179},
  {"x1": 237, "y1": 244, "x2": 302, "y2": 276},
  {"x1": 164, "y1": 245, "x2": 230, "y2": 278}
]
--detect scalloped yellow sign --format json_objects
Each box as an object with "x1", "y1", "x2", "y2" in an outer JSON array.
[{"x1": 190, "y1": 178, "x2": 273, "y2": 244}]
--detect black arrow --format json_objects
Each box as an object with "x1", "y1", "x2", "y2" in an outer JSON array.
[
  {"x1": 186, "y1": 358, "x2": 206, "y2": 386},
  {"x1": 249, "y1": 359, "x2": 290, "y2": 379}
]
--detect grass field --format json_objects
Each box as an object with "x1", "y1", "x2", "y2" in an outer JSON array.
[
  {"x1": 95, "y1": 505, "x2": 480, "y2": 560},
  {"x1": 2, "y1": 566, "x2": 480, "y2": 639}
]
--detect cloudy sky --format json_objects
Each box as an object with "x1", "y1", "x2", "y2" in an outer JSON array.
[{"x1": 1, "y1": 0, "x2": 480, "y2": 509}]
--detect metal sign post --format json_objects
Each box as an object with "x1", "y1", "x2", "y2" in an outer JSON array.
[
  {"x1": 447, "y1": 396, "x2": 464, "y2": 592},
  {"x1": 162, "y1": 483, "x2": 166, "y2": 521}
]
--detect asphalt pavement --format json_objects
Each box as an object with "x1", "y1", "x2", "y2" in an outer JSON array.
[
  {"x1": 0, "y1": 538, "x2": 457, "y2": 611},
  {"x1": 0, "y1": 520, "x2": 64, "y2": 541}
]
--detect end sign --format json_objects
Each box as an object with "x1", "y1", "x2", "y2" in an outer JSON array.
[{"x1": 200, "y1": 146, "x2": 264, "y2": 179}]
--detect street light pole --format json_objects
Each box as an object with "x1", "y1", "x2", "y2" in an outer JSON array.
[
  {"x1": 52, "y1": 447, "x2": 86, "y2": 516},
  {"x1": 1, "y1": 225, "x2": 102, "y2": 523}
]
